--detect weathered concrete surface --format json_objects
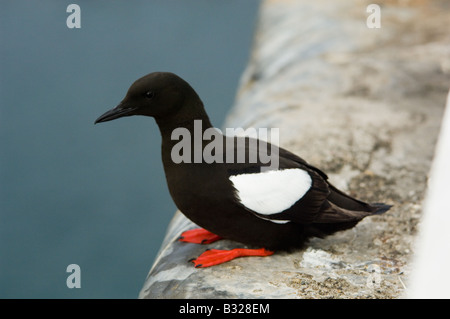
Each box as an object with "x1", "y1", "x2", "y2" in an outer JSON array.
[{"x1": 139, "y1": 0, "x2": 450, "y2": 298}]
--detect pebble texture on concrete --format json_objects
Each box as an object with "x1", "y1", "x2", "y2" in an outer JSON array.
[{"x1": 139, "y1": 0, "x2": 450, "y2": 298}]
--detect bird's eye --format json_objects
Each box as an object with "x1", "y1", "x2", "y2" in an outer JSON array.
[{"x1": 145, "y1": 91, "x2": 155, "y2": 99}]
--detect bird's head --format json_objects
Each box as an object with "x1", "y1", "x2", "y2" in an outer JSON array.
[{"x1": 95, "y1": 72, "x2": 202, "y2": 124}]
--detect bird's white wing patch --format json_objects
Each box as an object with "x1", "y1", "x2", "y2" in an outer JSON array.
[{"x1": 229, "y1": 168, "x2": 312, "y2": 216}]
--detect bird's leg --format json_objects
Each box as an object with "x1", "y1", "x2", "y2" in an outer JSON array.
[
  {"x1": 178, "y1": 228, "x2": 222, "y2": 244},
  {"x1": 190, "y1": 248, "x2": 274, "y2": 268}
]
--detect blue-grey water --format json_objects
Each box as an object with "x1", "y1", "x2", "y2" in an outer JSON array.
[{"x1": 0, "y1": 1, "x2": 260, "y2": 298}]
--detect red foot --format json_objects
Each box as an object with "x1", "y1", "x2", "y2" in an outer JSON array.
[
  {"x1": 190, "y1": 248, "x2": 274, "y2": 268},
  {"x1": 178, "y1": 228, "x2": 222, "y2": 244}
]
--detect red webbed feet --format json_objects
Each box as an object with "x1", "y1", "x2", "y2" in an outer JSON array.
[
  {"x1": 179, "y1": 228, "x2": 274, "y2": 267},
  {"x1": 178, "y1": 228, "x2": 222, "y2": 244},
  {"x1": 190, "y1": 248, "x2": 274, "y2": 268}
]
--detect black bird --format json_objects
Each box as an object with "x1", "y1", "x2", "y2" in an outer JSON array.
[{"x1": 95, "y1": 72, "x2": 391, "y2": 268}]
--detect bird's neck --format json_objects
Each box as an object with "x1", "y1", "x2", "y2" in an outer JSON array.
[
  {"x1": 157, "y1": 105, "x2": 219, "y2": 176},
  {"x1": 155, "y1": 102, "x2": 214, "y2": 139},
  {"x1": 156, "y1": 103, "x2": 218, "y2": 168}
]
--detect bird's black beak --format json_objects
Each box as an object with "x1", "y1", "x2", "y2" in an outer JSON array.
[{"x1": 94, "y1": 103, "x2": 138, "y2": 124}]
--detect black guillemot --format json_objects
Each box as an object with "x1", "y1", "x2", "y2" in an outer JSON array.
[{"x1": 95, "y1": 72, "x2": 391, "y2": 268}]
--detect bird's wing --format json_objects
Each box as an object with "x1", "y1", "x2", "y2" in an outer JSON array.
[{"x1": 225, "y1": 137, "x2": 330, "y2": 224}]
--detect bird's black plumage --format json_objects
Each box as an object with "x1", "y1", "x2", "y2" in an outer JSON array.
[{"x1": 95, "y1": 72, "x2": 391, "y2": 252}]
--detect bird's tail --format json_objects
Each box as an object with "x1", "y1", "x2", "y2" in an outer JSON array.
[
  {"x1": 370, "y1": 203, "x2": 393, "y2": 215},
  {"x1": 307, "y1": 183, "x2": 392, "y2": 238},
  {"x1": 314, "y1": 183, "x2": 392, "y2": 224}
]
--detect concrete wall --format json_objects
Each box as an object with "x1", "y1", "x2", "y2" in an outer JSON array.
[
  {"x1": 139, "y1": 0, "x2": 450, "y2": 298},
  {"x1": 408, "y1": 91, "x2": 450, "y2": 298}
]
